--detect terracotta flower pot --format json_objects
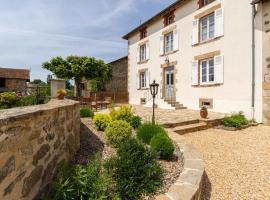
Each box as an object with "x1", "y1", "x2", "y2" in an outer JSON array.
[
  {"x1": 57, "y1": 94, "x2": 65, "y2": 100},
  {"x1": 200, "y1": 107, "x2": 208, "y2": 119}
]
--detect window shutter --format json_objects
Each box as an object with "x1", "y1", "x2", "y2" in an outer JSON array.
[
  {"x1": 215, "y1": 8, "x2": 224, "y2": 38},
  {"x1": 191, "y1": 60, "x2": 199, "y2": 86},
  {"x1": 136, "y1": 73, "x2": 140, "y2": 89},
  {"x1": 214, "y1": 55, "x2": 224, "y2": 84},
  {"x1": 159, "y1": 35, "x2": 164, "y2": 55},
  {"x1": 191, "y1": 19, "x2": 199, "y2": 45},
  {"x1": 136, "y1": 46, "x2": 140, "y2": 63},
  {"x1": 146, "y1": 70, "x2": 150, "y2": 88},
  {"x1": 173, "y1": 29, "x2": 179, "y2": 51},
  {"x1": 146, "y1": 43, "x2": 150, "y2": 60}
]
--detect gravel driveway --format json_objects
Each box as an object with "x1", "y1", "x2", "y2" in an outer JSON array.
[{"x1": 182, "y1": 125, "x2": 270, "y2": 200}]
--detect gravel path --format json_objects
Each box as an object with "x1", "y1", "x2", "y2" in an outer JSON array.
[{"x1": 182, "y1": 125, "x2": 270, "y2": 200}]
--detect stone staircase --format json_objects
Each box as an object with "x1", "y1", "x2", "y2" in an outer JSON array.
[
  {"x1": 163, "y1": 118, "x2": 222, "y2": 135},
  {"x1": 164, "y1": 98, "x2": 187, "y2": 110}
]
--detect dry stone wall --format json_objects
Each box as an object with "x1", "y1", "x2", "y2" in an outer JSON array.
[{"x1": 0, "y1": 99, "x2": 80, "y2": 200}]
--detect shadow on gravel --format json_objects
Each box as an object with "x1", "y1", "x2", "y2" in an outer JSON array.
[
  {"x1": 201, "y1": 172, "x2": 212, "y2": 200},
  {"x1": 72, "y1": 122, "x2": 104, "y2": 165}
]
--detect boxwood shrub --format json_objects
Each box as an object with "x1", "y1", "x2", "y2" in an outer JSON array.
[
  {"x1": 223, "y1": 112, "x2": 249, "y2": 128},
  {"x1": 150, "y1": 132, "x2": 175, "y2": 160},
  {"x1": 80, "y1": 108, "x2": 94, "y2": 118},
  {"x1": 93, "y1": 113, "x2": 112, "y2": 131},
  {"x1": 109, "y1": 105, "x2": 134, "y2": 123},
  {"x1": 130, "y1": 115, "x2": 142, "y2": 129},
  {"x1": 105, "y1": 120, "x2": 132, "y2": 147},
  {"x1": 137, "y1": 123, "x2": 166, "y2": 144}
]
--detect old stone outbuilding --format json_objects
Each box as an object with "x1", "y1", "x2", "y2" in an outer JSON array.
[{"x1": 0, "y1": 67, "x2": 30, "y2": 92}]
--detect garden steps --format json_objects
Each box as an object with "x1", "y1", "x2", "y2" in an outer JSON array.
[
  {"x1": 164, "y1": 118, "x2": 223, "y2": 135},
  {"x1": 172, "y1": 122, "x2": 208, "y2": 135},
  {"x1": 164, "y1": 99, "x2": 187, "y2": 110}
]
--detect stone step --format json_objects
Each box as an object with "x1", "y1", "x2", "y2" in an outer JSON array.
[
  {"x1": 174, "y1": 106, "x2": 187, "y2": 110},
  {"x1": 163, "y1": 119, "x2": 200, "y2": 128},
  {"x1": 173, "y1": 122, "x2": 208, "y2": 135},
  {"x1": 171, "y1": 103, "x2": 183, "y2": 107}
]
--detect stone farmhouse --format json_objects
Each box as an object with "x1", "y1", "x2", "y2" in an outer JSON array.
[
  {"x1": 78, "y1": 56, "x2": 128, "y2": 97},
  {"x1": 0, "y1": 67, "x2": 30, "y2": 92},
  {"x1": 123, "y1": 0, "x2": 270, "y2": 124}
]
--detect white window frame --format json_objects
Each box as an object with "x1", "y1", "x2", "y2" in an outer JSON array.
[
  {"x1": 200, "y1": 58, "x2": 215, "y2": 84},
  {"x1": 139, "y1": 44, "x2": 147, "y2": 62},
  {"x1": 200, "y1": 13, "x2": 215, "y2": 42},
  {"x1": 164, "y1": 32, "x2": 174, "y2": 53},
  {"x1": 139, "y1": 71, "x2": 147, "y2": 89}
]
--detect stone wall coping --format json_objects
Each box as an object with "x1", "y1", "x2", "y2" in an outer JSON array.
[
  {"x1": 0, "y1": 99, "x2": 79, "y2": 122},
  {"x1": 156, "y1": 130, "x2": 205, "y2": 200}
]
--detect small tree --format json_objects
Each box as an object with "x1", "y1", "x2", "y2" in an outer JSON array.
[
  {"x1": 31, "y1": 79, "x2": 47, "y2": 86},
  {"x1": 42, "y1": 56, "x2": 111, "y2": 97}
]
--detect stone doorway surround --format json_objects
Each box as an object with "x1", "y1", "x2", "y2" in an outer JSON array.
[{"x1": 160, "y1": 61, "x2": 178, "y2": 99}]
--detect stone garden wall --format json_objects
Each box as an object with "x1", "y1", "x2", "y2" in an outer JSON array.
[{"x1": 0, "y1": 99, "x2": 80, "y2": 200}]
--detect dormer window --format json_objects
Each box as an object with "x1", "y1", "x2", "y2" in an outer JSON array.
[
  {"x1": 164, "y1": 11, "x2": 175, "y2": 27},
  {"x1": 140, "y1": 28, "x2": 147, "y2": 40},
  {"x1": 198, "y1": 0, "x2": 215, "y2": 8}
]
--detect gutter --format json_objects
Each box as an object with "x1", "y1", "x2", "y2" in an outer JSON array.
[{"x1": 251, "y1": 3, "x2": 257, "y2": 120}]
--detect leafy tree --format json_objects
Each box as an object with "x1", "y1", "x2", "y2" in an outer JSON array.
[
  {"x1": 31, "y1": 79, "x2": 47, "y2": 86},
  {"x1": 42, "y1": 56, "x2": 111, "y2": 97}
]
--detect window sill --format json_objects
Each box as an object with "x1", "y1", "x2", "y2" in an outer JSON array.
[
  {"x1": 193, "y1": 36, "x2": 222, "y2": 47},
  {"x1": 192, "y1": 83, "x2": 223, "y2": 88},
  {"x1": 161, "y1": 50, "x2": 178, "y2": 57},
  {"x1": 137, "y1": 88, "x2": 149, "y2": 91},
  {"x1": 137, "y1": 60, "x2": 149, "y2": 64}
]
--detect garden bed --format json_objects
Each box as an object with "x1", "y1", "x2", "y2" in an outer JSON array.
[{"x1": 76, "y1": 118, "x2": 184, "y2": 199}]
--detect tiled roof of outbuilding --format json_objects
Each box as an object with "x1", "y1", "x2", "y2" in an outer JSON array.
[{"x1": 0, "y1": 67, "x2": 30, "y2": 80}]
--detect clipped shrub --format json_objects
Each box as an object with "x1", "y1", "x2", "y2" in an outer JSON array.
[
  {"x1": 0, "y1": 92, "x2": 19, "y2": 109},
  {"x1": 150, "y1": 132, "x2": 175, "y2": 160},
  {"x1": 137, "y1": 123, "x2": 166, "y2": 144},
  {"x1": 223, "y1": 112, "x2": 249, "y2": 128},
  {"x1": 105, "y1": 120, "x2": 132, "y2": 147},
  {"x1": 130, "y1": 115, "x2": 142, "y2": 129},
  {"x1": 80, "y1": 108, "x2": 94, "y2": 118},
  {"x1": 105, "y1": 138, "x2": 162, "y2": 200},
  {"x1": 109, "y1": 105, "x2": 134, "y2": 123},
  {"x1": 93, "y1": 113, "x2": 112, "y2": 131},
  {"x1": 18, "y1": 95, "x2": 36, "y2": 107},
  {"x1": 48, "y1": 154, "x2": 119, "y2": 200}
]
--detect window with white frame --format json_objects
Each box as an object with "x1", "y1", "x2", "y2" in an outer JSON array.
[
  {"x1": 201, "y1": 58, "x2": 215, "y2": 84},
  {"x1": 200, "y1": 13, "x2": 215, "y2": 42},
  {"x1": 164, "y1": 32, "x2": 174, "y2": 53},
  {"x1": 139, "y1": 71, "x2": 146, "y2": 89},
  {"x1": 140, "y1": 44, "x2": 147, "y2": 62}
]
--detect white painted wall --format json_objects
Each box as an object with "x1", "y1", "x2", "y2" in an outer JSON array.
[{"x1": 128, "y1": 0, "x2": 263, "y2": 122}]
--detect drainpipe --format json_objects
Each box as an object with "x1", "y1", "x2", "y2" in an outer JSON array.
[{"x1": 251, "y1": 3, "x2": 258, "y2": 120}]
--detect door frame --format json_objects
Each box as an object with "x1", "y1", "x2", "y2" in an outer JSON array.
[{"x1": 163, "y1": 66, "x2": 176, "y2": 100}]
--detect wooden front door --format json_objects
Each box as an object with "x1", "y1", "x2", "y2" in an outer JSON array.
[{"x1": 164, "y1": 67, "x2": 174, "y2": 99}]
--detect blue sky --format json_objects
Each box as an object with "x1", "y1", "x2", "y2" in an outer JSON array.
[{"x1": 0, "y1": 0, "x2": 175, "y2": 81}]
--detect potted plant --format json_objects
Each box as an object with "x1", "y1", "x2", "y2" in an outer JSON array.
[
  {"x1": 56, "y1": 89, "x2": 67, "y2": 100},
  {"x1": 200, "y1": 106, "x2": 208, "y2": 119}
]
